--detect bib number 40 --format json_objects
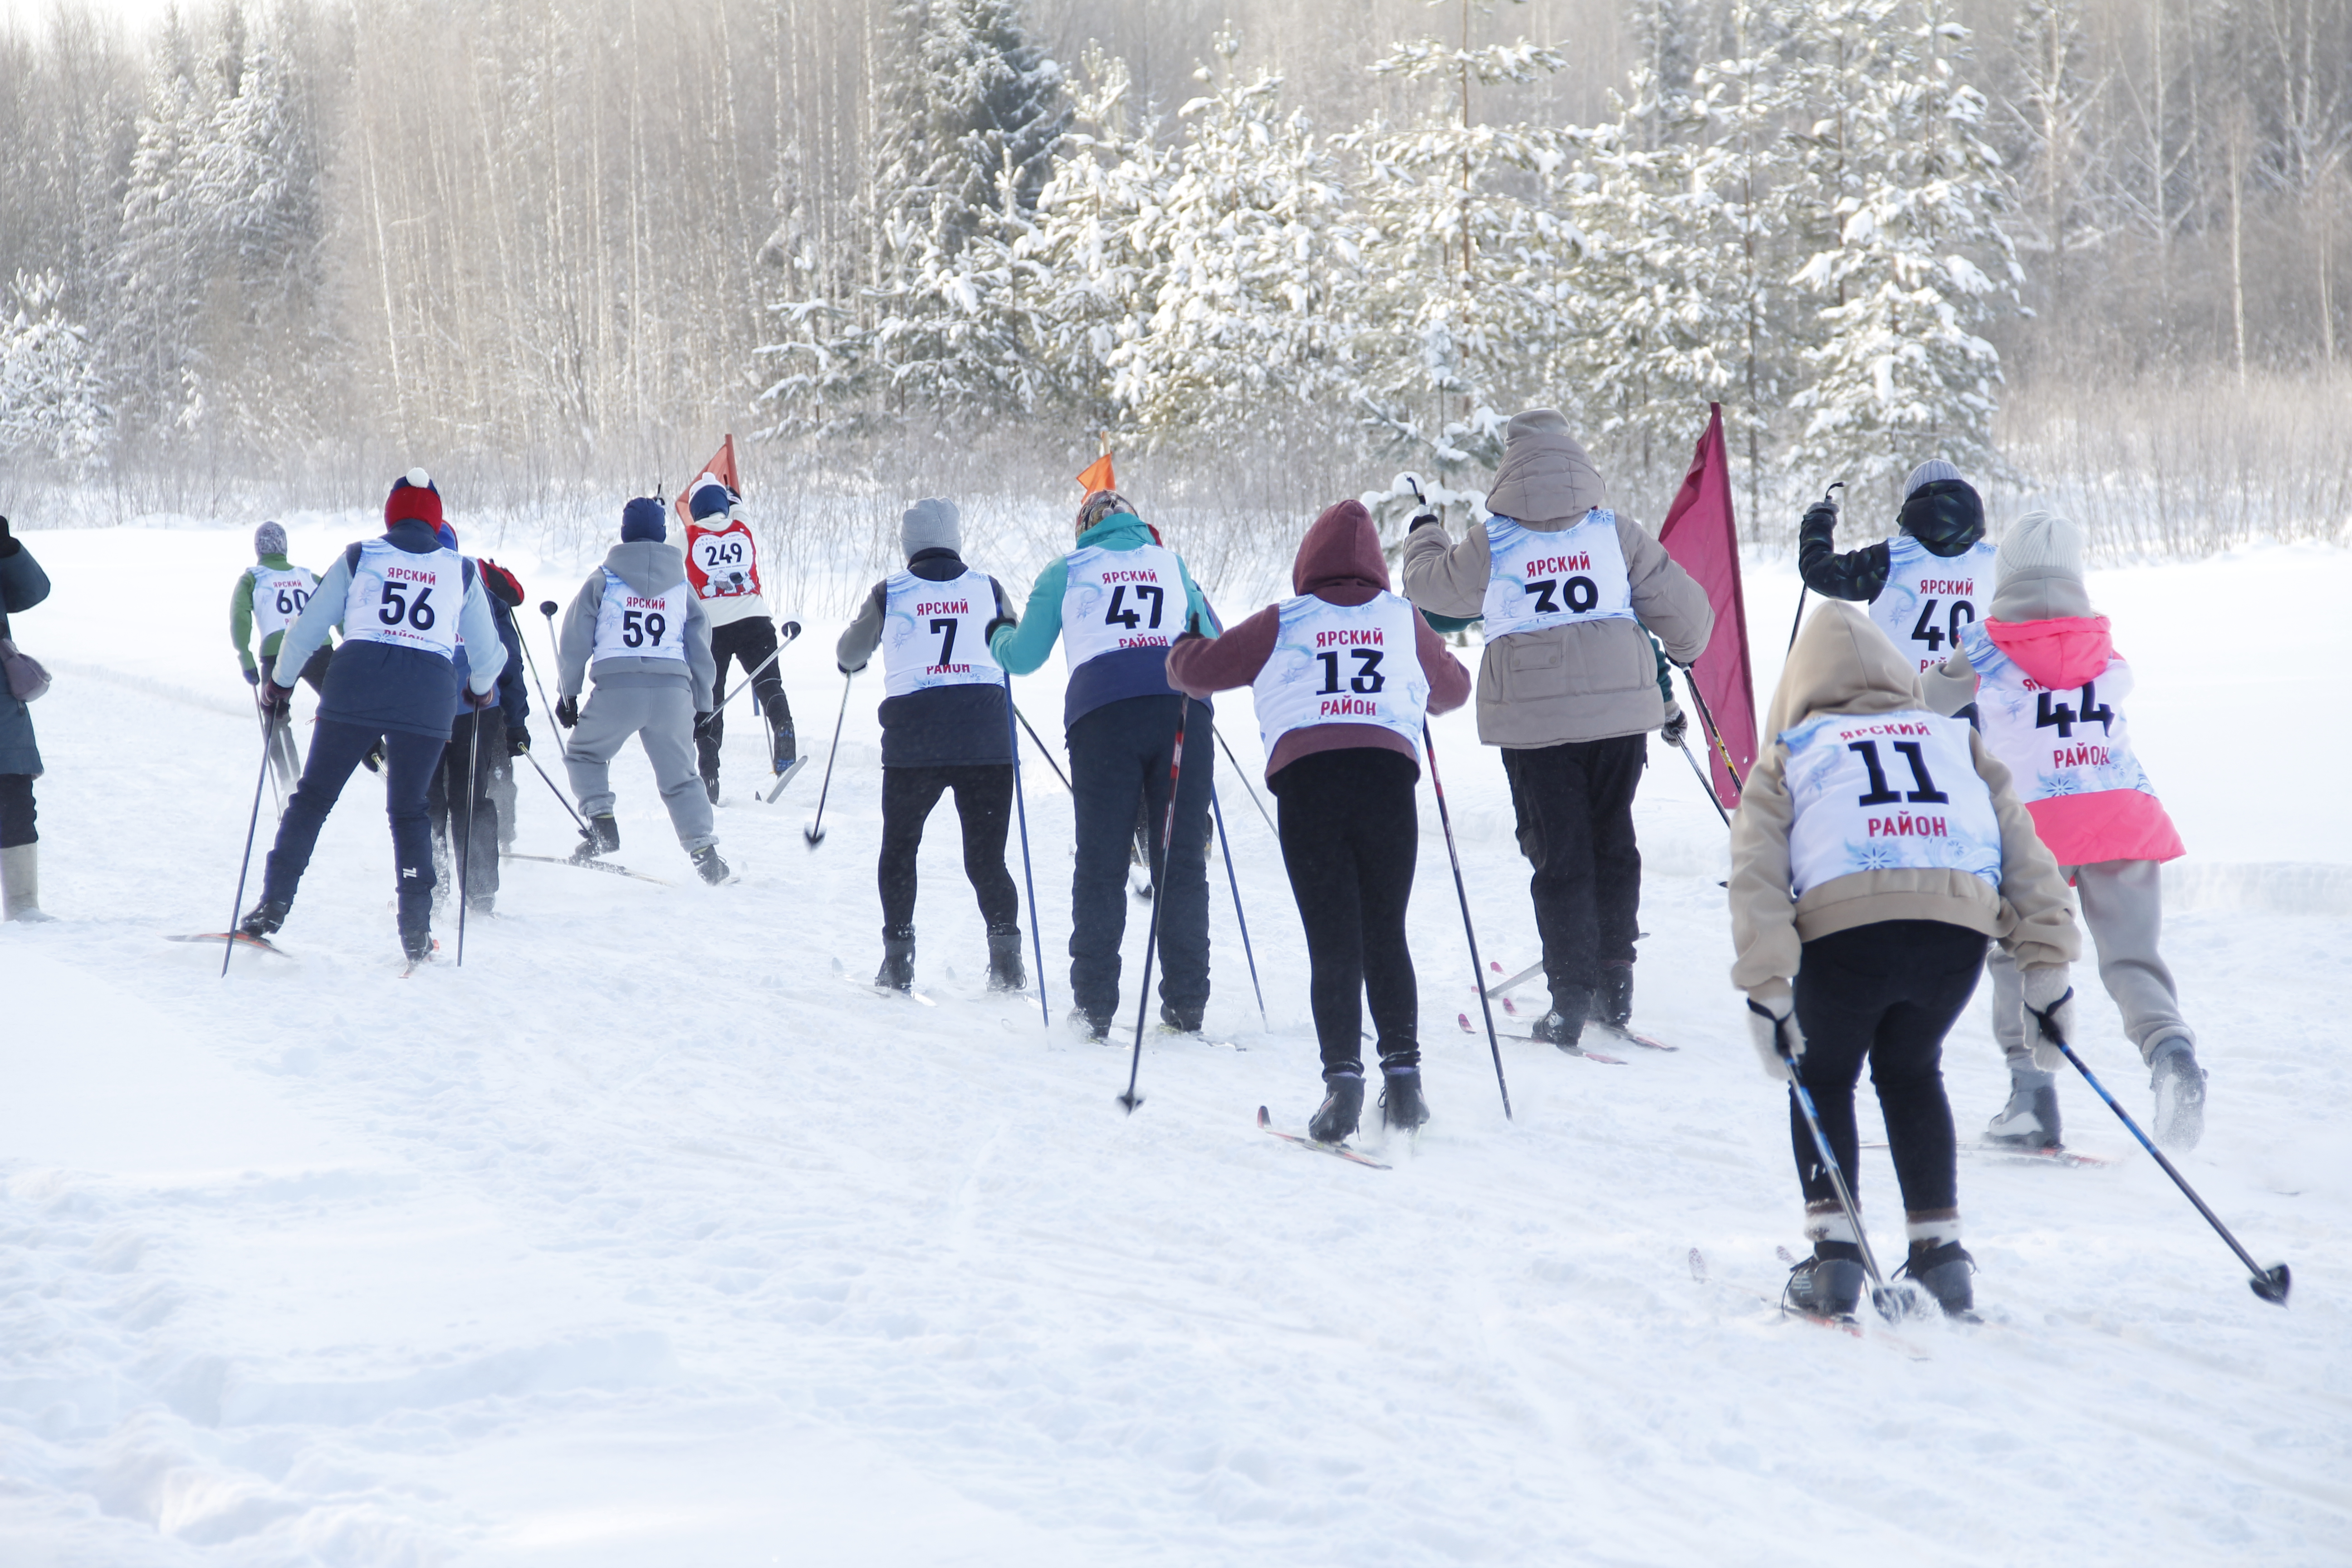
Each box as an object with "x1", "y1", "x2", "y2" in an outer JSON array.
[{"x1": 1909, "y1": 596, "x2": 1975, "y2": 652}]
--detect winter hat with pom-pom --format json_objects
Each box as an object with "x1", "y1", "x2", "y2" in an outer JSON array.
[
  {"x1": 687, "y1": 475, "x2": 735, "y2": 522},
  {"x1": 253, "y1": 521, "x2": 287, "y2": 559},
  {"x1": 385, "y1": 468, "x2": 443, "y2": 531},
  {"x1": 1996, "y1": 510, "x2": 2085, "y2": 587},
  {"x1": 902, "y1": 497, "x2": 960, "y2": 559},
  {"x1": 621, "y1": 497, "x2": 668, "y2": 543}
]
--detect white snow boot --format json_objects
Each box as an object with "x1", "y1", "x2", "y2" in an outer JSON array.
[
  {"x1": 1, "y1": 843, "x2": 52, "y2": 921},
  {"x1": 2148, "y1": 1034, "x2": 2206, "y2": 1151},
  {"x1": 1985, "y1": 1068, "x2": 2062, "y2": 1150}
]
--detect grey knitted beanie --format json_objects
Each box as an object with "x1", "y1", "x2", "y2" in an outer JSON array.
[
  {"x1": 253, "y1": 521, "x2": 288, "y2": 559},
  {"x1": 1996, "y1": 510, "x2": 2086, "y2": 586},
  {"x1": 1904, "y1": 459, "x2": 1963, "y2": 497},
  {"x1": 902, "y1": 497, "x2": 961, "y2": 559}
]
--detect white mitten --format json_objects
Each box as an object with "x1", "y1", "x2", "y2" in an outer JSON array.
[
  {"x1": 1745, "y1": 989, "x2": 1804, "y2": 1082},
  {"x1": 2020, "y1": 965, "x2": 2077, "y2": 1073}
]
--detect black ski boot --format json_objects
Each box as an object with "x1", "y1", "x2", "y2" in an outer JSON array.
[
  {"x1": 1379, "y1": 1064, "x2": 1430, "y2": 1132},
  {"x1": 573, "y1": 814, "x2": 620, "y2": 861},
  {"x1": 1900, "y1": 1240, "x2": 1978, "y2": 1320},
  {"x1": 238, "y1": 897, "x2": 290, "y2": 939},
  {"x1": 1308, "y1": 1070, "x2": 1365, "y2": 1143},
  {"x1": 876, "y1": 926, "x2": 915, "y2": 992},
  {"x1": 1160, "y1": 1000, "x2": 1204, "y2": 1035},
  {"x1": 702, "y1": 774, "x2": 720, "y2": 806},
  {"x1": 1784, "y1": 1241, "x2": 1867, "y2": 1322},
  {"x1": 2148, "y1": 1034, "x2": 2206, "y2": 1151},
  {"x1": 1985, "y1": 1068, "x2": 2062, "y2": 1150},
  {"x1": 691, "y1": 845, "x2": 732, "y2": 886},
  {"x1": 1532, "y1": 986, "x2": 1592, "y2": 1052},
  {"x1": 398, "y1": 918, "x2": 434, "y2": 966},
  {"x1": 1069, "y1": 1008, "x2": 1112, "y2": 1042},
  {"x1": 985, "y1": 926, "x2": 1026, "y2": 992},
  {"x1": 769, "y1": 716, "x2": 797, "y2": 769},
  {"x1": 1592, "y1": 964, "x2": 1633, "y2": 1029}
]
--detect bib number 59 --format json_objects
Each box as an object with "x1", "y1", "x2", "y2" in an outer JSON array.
[{"x1": 622, "y1": 608, "x2": 666, "y2": 647}]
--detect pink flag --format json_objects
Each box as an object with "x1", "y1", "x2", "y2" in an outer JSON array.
[{"x1": 1656, "y1": 404, "x2": 1757, "y2": 809}]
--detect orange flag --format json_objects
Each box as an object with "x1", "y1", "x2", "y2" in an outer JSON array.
[
  {"x1": 1075, "y1": 452, "x2": 1115, "y2": 495},
  {"x1": 675, "y1": 435, "x2": 740, "y2": 525}
]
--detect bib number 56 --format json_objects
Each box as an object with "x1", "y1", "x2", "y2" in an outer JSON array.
[{"x1": 379, "y1": 582, "x2": 436, "y2": 630}]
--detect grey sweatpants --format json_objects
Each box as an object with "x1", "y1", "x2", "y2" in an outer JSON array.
[
  {"x1": 563, "y1": 684, "x2": 717, "y2": 851},
  {"x1": 1989, "y1": 858, "x2": 2190, "y2": 1070}
]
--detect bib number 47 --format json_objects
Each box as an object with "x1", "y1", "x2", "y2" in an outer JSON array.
[{"x1": 1104, "y1": 583, "x2": 1164, "y2": 631}]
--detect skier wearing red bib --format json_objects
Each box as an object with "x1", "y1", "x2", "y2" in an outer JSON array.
[
  {"x1": 835, "y1": 498, "x2": 1024, "y2": 993},
  {"x1": 1919, "y1": 511, "x2": 2206, "y2": 1151},
  {"x1": 1167, "y1": 500, "x2": 1471, "y2": 1139},
  {"x1": 681, "y1": 474, "x2": 795, "y2": 802},
  {"x1": 1732, "y1": 601, "x2": 2081, "y2": 1321},
  {"x1": 1400, "y1": 411, "x2": 1713, "y2": 1049}
]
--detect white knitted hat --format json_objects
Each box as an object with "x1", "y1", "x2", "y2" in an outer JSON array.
[
  {"x1": 1903, "y1": 458, "x2": 1963, "y2": 497},
  {"x1": 1996, "y1": 510, "x2": 2085, "y2": 585}
]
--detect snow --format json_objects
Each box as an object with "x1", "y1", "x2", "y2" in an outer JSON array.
[{"x1": 4, "y1": 521, "x2": 2348, "y2": 1565}]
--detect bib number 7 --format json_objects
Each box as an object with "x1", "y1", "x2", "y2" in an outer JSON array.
[
  {"x1": 1104, "y1": 583, "x2": 1165, "y2": 631},
  {"x1": 929, "y1": 617, "x2": 959, "y2": 668}
]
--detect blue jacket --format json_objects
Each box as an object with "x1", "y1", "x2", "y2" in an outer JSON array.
[
  {"x1": 0, "y1": 536, "x2": 51, "y2": 775},
  {"x1": 448, "y1": 580, "x2": 529, "y2": 734},
  {"x1": 988, "y1": 514, "x2": 1217, "y2": 729},
  {"x1": 274, "y1": 519, "x2": 506, "y2": 741}
]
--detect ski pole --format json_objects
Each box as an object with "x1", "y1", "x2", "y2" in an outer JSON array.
[
  {"x1": 1681, "y1": 668, "x2": 1744, "y2": 799},
  {"x1": 803, "y1": 671, "x2": 853, "y2": 848},
  {"x1": 1773, "y1": 1030, "x2": 1920, "y2": 1323},
  {"x1": 257, "y1": 705, "x2": 286, "y2": 818},
  {"x1": 457, "y1": 714, "x2": 480, "y2": 966},
  {"x1": 1121, "y1": 697, "x2": 1193, "y2": 1114},
  {"x1": 1422, "y1": 721, "x2": 1512, "y2": 1120},
  {"x1": 1211, "y1": 722, "x2": 1278, "y2": 838},
  {"x1": 518, "y1": 747, "x2": 590, "y2": 833},
  {"x1": 1210, "y1": 786, "x2": 1266, "y2": 1030},
  {"x1": 1675, "y1": 735, "x2": 1732, "y2": 827},
  {"x1": 223, "y1": 716, "x2": 276, "y2": 977},
  {"x1": 1002, "y1": 672, "x2": 1050, "y2": 1029},
  {"x1": 2032, "y1": 996, "x2": 2290, "y2": 1304},
  {"x1": 516, "y1": 611, "x2": 566, "y2": 760},
  {"x1": 1011, "y1": 703, "x2": 1073, "y2": 791},
  {"x1": 1789, "y1": 482, "x2": 1841, "y2": 653},
  {"x1": 706, "y1": 619, "x2": 803, "y2": 718}
]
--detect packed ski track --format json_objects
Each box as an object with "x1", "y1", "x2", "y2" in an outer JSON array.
[{"x1": 4, "y1": 521, "x2": 2348, "y2": 1566}]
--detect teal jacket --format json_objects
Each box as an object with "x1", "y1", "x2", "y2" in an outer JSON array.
[{"x1": 990, "y1": 514, "x2": 1217, "y2": 728}]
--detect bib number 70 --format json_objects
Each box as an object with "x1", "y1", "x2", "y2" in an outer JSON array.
[{"x1": 1526, "y1": 575, "x2": 1600, "y2": 615}]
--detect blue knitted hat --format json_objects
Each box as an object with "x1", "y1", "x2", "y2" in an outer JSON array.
[
  {"x1": 621, "y1": 497, "x2": 667, "y2": 542},
  {"x1": 687, "y1": 475, "x2": 734, "y2": 521}
]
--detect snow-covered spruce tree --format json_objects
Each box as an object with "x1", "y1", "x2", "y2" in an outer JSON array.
[
  {"x1": 1340, "y1": 1, "x2": 1588, "y2": 491},
  {"x1": 1782, "y1": 0, "x2": 2019, "y2": 499},
  {"x1": 1102, "y1": 30, "x2": 1360, "y2": 440},
  {"x1": 108, "y1": 10, "x2": 219, "y2": 448},
  {"x1": 0, "y1": 270, "x2": 108, "y2": 467},
  {"x1": 758, "y1": 0, "x2": 1069, "y2": 432}
]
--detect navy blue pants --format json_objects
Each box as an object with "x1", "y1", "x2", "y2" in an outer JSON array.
[
  {"x1": 1067, "y1": 694, "x2": 1212, "y2": 1021},
  {"x1": 263, "y1": 717, "x2": 447, "y2": 932}
]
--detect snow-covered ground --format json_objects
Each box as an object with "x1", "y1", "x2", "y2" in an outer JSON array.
[{"x1": 3, "y1": 521, "x2": 2347, "y2": 1566}]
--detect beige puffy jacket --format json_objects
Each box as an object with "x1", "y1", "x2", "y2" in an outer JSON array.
[
  {"x1": 1729, "y1": 601, "x2": 2080, "y2": 1010},
  {"x1": 1400, "y1": 411, "x2": 1714, "y2": 748}
]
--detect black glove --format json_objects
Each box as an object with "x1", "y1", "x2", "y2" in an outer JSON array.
[
  {"x1": 243, "y1": 665, "x2": 260, "y2": 686},
  {"x1": 693, "y1": 710, "x2": 716, "y2": 738},
  {"x1": 983, "y1": 614, "x2": 1015, "y2": 644},
  {"x1": 1802, "y1": 500, "x2": 1838, "y2": 535},
  {"x1": 1172, "y1": 628, "x2": 1205, "y2": 647},
  {"x1": 555, "y1": 695, "x2": 578, "y2": 729},
  {"x1": 1410, "y1": 511, "x2": 1443, "y2": 531},
  {"x1": 463, "y1": 684, "x2": 498, "y2": 711},
  {"x1": 1661, "y1": 701, "x2": 1689, "y2": 749},
  {"x1": 259, "y1": 680, "x2": 292, "y2": 713},
  {"x1": 508, "y1": 728, "x2": 530, "y2": 757}
]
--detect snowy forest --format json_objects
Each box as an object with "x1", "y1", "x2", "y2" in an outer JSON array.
[{"x1": 2, "y1": 0, "x2": 2348, "y2": 559}]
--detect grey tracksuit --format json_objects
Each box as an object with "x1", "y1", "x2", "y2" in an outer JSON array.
[
  {"x1": 557, "y1": 541, "x2": 720, "y2": 850},
  {"x1": 1986, "y1": 858, "x2": 2192, "y2": 1069}
]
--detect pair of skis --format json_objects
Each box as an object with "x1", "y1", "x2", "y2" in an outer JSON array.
[{"x1": 1473, "y1": 958, "x2": 1679, "y2": 1062}]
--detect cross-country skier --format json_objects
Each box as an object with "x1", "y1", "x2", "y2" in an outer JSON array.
[
  {"x1": 553, "y1": 498, "x2": 730, "y2": 885},
  {"x1": 1400, "y1": 410, "x2": 1713, "y2": 1049},
  {"x1": 0, "y1": 513, "x2": 54, "y2": 922},
  {"x1": 989, "y1": 489, "x2": 1220, "y2": 1039},
  {"x1": 474, "y1": 557, "x2": 533, "y2": 852},
  {"x1": 681, "y1": 474, "x2": 795, "y2": 802},
  {"x1": 834, "y1": 498, "x2": 1024, "y2": 993},
  {"x1": 1731, "y1": 600, "x2": 2081, "y2": 1320},
  {"x1": 423, "y1": 523, "x2": 526, "y2": 917},
  {"x1": 1918, "y1": 511, "x2": 2206, "y2": 1150},
  {"x1": 236, "y1": 471, "x2": 507, "y2": 962},
  {"x1": 231, "y1": 521, "x2": 341, "y2": 797},
  {"x1": 1798, "y1": 459, "x2": 1999, "y2": 678},
  {"x1": 1166, "y1": 500, "x2": 1472, "y2": 1139}
]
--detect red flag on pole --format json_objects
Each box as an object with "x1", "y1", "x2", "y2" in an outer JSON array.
[
  {"x1": 675, "y1": 434, "x2": 740, "y2": 525},
  {"x1": 1656, "y1": 404, "x2": 1758, "y2": 810}
]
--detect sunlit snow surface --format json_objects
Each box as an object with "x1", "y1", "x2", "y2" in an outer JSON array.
[{"x1": 3, "y1": 522, "x2": 2346, "y2": 1565}]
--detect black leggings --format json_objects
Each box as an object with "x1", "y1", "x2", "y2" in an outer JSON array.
[
  {"x1": 877, "y1": 764, "x2": 1017, "y2": 934},
  {"x1": 698, "y1": 616, "x2": 793, "y2": 778},
  {"x1": 0, "y1": 773, "x2": 33, "y2": 848},
  {"x1": 1790, "y1": 920, "x2": 1988, "y2": 1220},
  {"x1": 1273, "y1": 748, "x2": 1421, "y2": 1077}
]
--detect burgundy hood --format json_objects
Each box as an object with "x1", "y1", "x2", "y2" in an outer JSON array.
[
  {"x1": 1294, "y1": 500, "x2": 1390, "y2": 603},
  {"x1": 1985, "y1": 614, "x2": 2114, "y2": 689}
]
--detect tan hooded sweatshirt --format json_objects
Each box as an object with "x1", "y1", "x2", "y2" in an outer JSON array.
[{"x1": 1729, "y1": 601, "x2": 2079, "y2": 1007}]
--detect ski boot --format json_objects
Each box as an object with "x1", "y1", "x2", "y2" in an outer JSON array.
[
  {"x1": 1068, "y1": 1008, "x2": 1112, "y2": 1043},
  {"x1": 1308, "y1": 1070, "x2": 1365, "y2": 1143},
  {"x1": 985, "y1": 926, "x2": 1026, "y2": 993},
  {"x1": 1160, "y1": 1000, "x2": 1204, "y2": 1035},
  {"x1": 1592, "y1": 963, "x2": 1634, "y2": 1030},
  {"x1": 1531, "y1": 987, "x2": 1592, "y2": 1052},
  {"x1": 398, "y1": 915, "x2": 434, "y2": 966},
  {"x1": 237, "y1": 897, "x2": 291, "y2": 939},
  {"x1": 2148, "y1": 1034, "x2": 2206, "y2": 1151},
  {"x1": 702, "y1": 773, "x2": 720, "y2": 806},
  {"x1": 1783, "y1": 1241, "x2": 1867, "y2": 1322},
  {"x1": 691, "y1": 845, "x2": 732, "y2": 886},
  {"x1": 876, "y1": 926, "x2": 915, "y2": 992},
  {"x1": 1898, "y1": 1239, "x2": 1978, "y2": 1321},
  {"x1": 573, "y1": 814, "x2": 620, "y2": 861},
  {"x1": 1379, "y1": 1064, "x2": 1430, "y2": 1132},
  {"x1": 1985, "y1": 1067, "x2": 2062, "y2": 1150},
  {"x1": 769, "y1": 716, "x2": 798, "y2": 770}
]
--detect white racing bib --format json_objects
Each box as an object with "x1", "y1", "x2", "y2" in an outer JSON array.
[
  {"x1": 880, "y1": 568, "x2": 1004, "y2": 696},
  {"x1": 1059, "y1": 543, "x2": 1186, "y2": 673},
  {"x1": 1960, "y1": 623, "x2": 2158, "y2": 805},
  {"x1": 1250, "y1": 592, "x2": 1429, "y2": 761},
  {"x1": 1781, "y1": 708, "x2": 2002, "y2": 898},
  {"x1": 591, "y1": 570, "x2": 691, "y2": 664},
  {"x1": 249, "y1": 564, "x2": 317, "y2": 641},
  {"x1": 341, "y1": 540, "x2": 462, "y2": 659},
  {"x1": 685, "y1": 519, "x2": 762, "y2": 602},
  {"x1": 1479, "y1": 510, "x2": 1637, "y2": 639},
  {"x1": 1870, "y1": 536, "x2": 2000, "y2": 672}
]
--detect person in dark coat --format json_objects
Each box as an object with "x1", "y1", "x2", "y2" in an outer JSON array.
[{"x1": 0, "y1": 514, "x2": 54, "y2": 921}]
